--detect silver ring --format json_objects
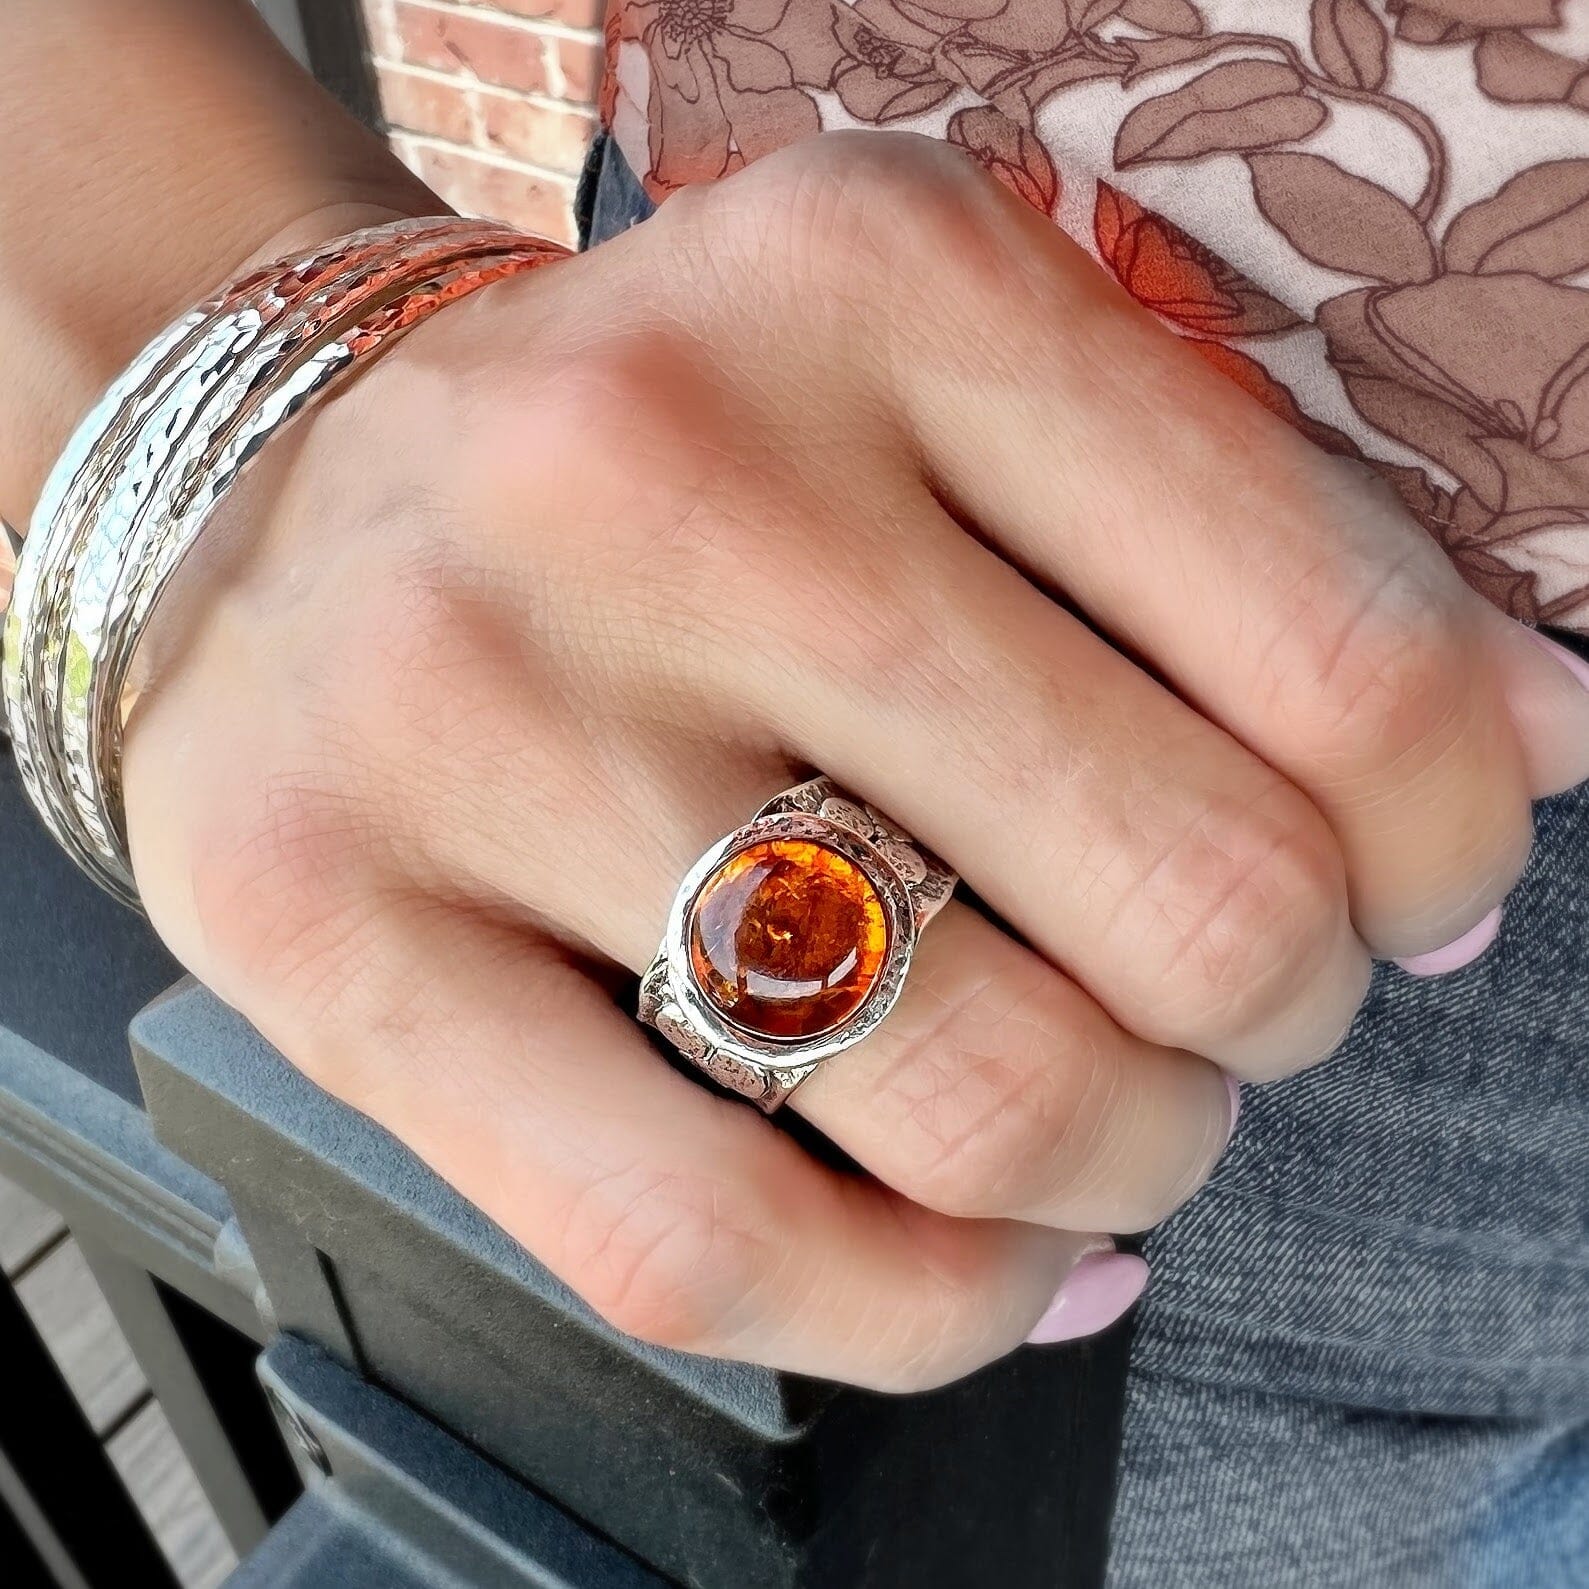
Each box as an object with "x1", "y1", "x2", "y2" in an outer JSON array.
[{"x1": 639, "y1": 778, "x2": 956, "y2": 1112}]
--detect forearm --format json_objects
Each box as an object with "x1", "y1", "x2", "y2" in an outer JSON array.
[{"x1": 0, "y1": 0, "x2": 436, "y2": 527}]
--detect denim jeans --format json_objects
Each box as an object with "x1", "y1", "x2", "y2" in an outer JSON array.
[
  {"x1": 581, "y1": 135, "x2": 1589, "y2": 1588},
  {"x1": 1113, "y1": 771, "x2": 1589, "y2": 1587}
]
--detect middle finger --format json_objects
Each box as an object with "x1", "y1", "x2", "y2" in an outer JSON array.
[{"x1": 401, "y1": 712, "x2": 1238, "y2": 1234}]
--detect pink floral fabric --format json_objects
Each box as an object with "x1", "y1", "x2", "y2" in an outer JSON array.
[{"x1": 604, "y1": 0, "x2": 1589, "y2": 629}]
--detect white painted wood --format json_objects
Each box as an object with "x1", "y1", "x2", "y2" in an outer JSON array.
[
  {"x1": 109, "y1": 1401, "x2": 238, "y2": 1589},
  {"x1": 0, "y1": 1174, "x2": 65, "y2": 1276},
  {"x1": 14, "y1": 1238, "x2": 146, "y2": 1434},
  {"x1": 4, "y1": 1182, "x2": 240, "y2": 1584}
]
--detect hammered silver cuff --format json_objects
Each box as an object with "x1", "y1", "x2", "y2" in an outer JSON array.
[{"x1": 1, "y1": 217, "x2": 567, "y2": 905}]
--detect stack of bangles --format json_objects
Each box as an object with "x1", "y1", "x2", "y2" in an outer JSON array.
[
  {"x1": 1, "y1": 213, "x2": 958, "y2": 1114},
  {"x1": 1, "y1": 217, "x2": 569, "y2": 906}
]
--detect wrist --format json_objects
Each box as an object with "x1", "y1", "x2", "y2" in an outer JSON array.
[
  {"x1": 0, "y1": 186, "x2": 434, "y2": 532},
  {"x1": 0, "y1": 0, "x2": 441, "y2": 528}
]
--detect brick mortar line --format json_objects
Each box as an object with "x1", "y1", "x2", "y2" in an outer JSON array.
[
  {"x1": 373, "y1": 54, "x2": 598, "y2": 117},
  {"x1": 398, "y1": 129, "x2": 580, "y2": 187},
  {"x1": 395, "y1": 0, "x2": 602, "y2": 45}
]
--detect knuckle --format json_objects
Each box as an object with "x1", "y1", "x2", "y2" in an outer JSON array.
[
  {"x1": 733, "y1": 131, "x2": 1000, "y2": 297},
  {"x1": 833, "y1": 130, "x2": 988, "y2": 217},
  {"x1": 866, "y1": 965, "x2": 1096, "y2": 1221},
  {"x1": 188, "y1": 773, "x2": 386, "y2": 1020},
  {"x1": 514, "y1": 336, "x2": 900, "y2": 689},
  {"x1": 757, "y1": 130, "x2": 982, "y2": 228},
  {"x1": 519, "y1": 335, "x2": 766, "y2": 571},
  {"x1": 866, "y1": 966, "x2": 1212, "y2": 1232},
  {"x1": 536, "y1": 333, "x2": 696, "y2": 454},
  {"x1": 1125, "y1": 785, "x2": 1346, "y2": 1042},
  {"x1": 1275, "y1": 539, "x2": 1470, "y2": 757},
  {"x1": 464, "y1": 324, "x2": 730, "y2": 519},
  {"x1": 556, "y1": 1166, "x2": 775, "y2": 1355}
]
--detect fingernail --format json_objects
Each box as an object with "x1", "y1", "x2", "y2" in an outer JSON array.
[
  {"x1": 1393, "y1": 904, "x2": 1502, "y2": 977},
  {"x1": 1524, "y1": 628, "x2": 1589, "y2": 693},
  {"x1": 1024, "y1": 1250, "x2": 1150, "y2": 1345},
  {"x1": 1499, "y1": 621, "x2": 1589, "y2": 797},
  {"x1": 1225, "y1": 1073, "x2": 1242, "y2": 1147}
]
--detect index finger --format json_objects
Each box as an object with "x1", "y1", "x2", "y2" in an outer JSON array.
[{"x1": 871, "y1": 171, "x2": 1568, "y2": 959}]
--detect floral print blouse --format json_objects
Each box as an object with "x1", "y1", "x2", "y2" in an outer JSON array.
[{"x1": 603, "y1": 0, "x2": 1589, "y2": 632}]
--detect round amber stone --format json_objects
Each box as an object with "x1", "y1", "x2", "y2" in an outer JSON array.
[{"x1": 687, "y1": 839, "x2": 889, "y2": 1040}]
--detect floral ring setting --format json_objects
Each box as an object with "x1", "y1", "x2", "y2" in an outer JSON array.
[{"x1": 638, "y1": 777, "x2": 957, "y2": 1113}]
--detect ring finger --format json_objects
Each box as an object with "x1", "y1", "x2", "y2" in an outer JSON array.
[{"x1": 385, "y1": 687, "x2": 1236, "y2": 1236}]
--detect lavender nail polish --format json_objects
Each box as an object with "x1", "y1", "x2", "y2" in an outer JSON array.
[
  {"x1": 1524, "y1": 628, "x2": 1589, "y2": 693},
  {"x1": 1393, "y1": 905, "x2": 1502, "y2": 978},
  {"x1": 1024, "y1": 1251, "x2": 1149, "y2": 1346}
]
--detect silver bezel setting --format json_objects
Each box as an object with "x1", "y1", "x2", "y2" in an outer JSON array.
[{"x1": 639, "y1": 779, "x2": 955, "y2": 1112}]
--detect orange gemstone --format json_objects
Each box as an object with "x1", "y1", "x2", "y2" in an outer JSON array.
[{"x1": 687, "y1": 839, "x2": 889, "y2": 1040}]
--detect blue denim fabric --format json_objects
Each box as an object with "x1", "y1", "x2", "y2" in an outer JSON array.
[
  {"x1": 1112, "y1": 776, "x2": 1589, "y2": 1587},
  {"x1": 583, "y1": 131, "x2": 656, "y2": 243},
  {"x1": 580, "y1": 135, "x2": 1589, "y2": 1588}
]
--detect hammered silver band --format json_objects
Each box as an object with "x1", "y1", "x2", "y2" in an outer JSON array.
[
  {"x1": 1, "y1": 218, "x2": 567, "y2": 905},
  {"x1": 639, "y1": 778, "x2": 956, "y2": 1113}
]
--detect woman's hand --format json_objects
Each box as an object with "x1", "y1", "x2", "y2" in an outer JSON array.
[{"x1": 121, "y1": 135, "x2": 1589, "y2": 1391}]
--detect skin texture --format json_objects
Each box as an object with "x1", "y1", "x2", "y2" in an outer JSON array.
[
  {"x1": 121, "y1": 138, "x2": 1589, "y2": 1389},
  {"x1": 7, "y1": 9, "x2": 1589, "y2": 1392},
  {"x1": 0, "y1": 0, "x2": 430, "y2": 516}
]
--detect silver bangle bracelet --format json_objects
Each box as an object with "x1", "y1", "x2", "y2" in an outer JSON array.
[{"x1": 2, "y1": 216, "x2": 569, "y2": 905}]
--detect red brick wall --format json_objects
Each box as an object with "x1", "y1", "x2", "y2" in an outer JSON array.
[{"x1": 360, "y1": 0, "x2": 605, "y2": 247}]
